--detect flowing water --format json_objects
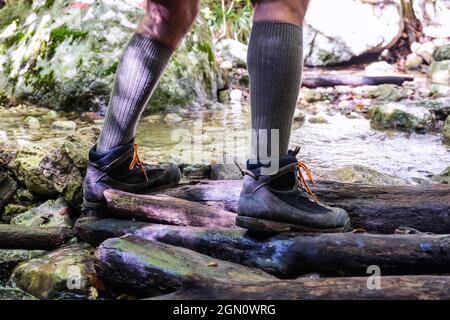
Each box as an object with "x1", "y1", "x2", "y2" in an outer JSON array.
[{"x1": 1, "y1": 95, "x2": 449, "y2": 183}]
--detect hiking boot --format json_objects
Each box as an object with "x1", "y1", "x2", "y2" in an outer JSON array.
[
  {"x1": 82, "y1": 143, "x2": 181, "y2": 216},
  {"x1": 236, "y1": 147, "x2": 351, "y2": 233}
]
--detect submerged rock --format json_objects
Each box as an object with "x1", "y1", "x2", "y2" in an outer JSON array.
[
  {"x1": 316, "y1": 165, "x2": 410, "y2": 186},
  {"x1": 9, "y1": 243, "x2": 100, "y2": 300},
  {"x1": 63, "y1": 126, "x2": 100, "y2": 169},
  {"x1": 0, "y1": 0, "x2": 218, "y2": 112},
  {"x1": 368, "y1": 85, "x2": 406, "y2": 102},
  {"x1": 10, "y1": 197, "x2": 73, "y2": 228},
  {"x1": 51, "y1": 121, "x2": 77, "y2": 131},
  {"x1": 369, "y1": 103, "x2": 432, "y2": 132}
]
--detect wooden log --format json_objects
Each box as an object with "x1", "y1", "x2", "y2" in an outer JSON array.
[
  {"x1": 0, "y1": 225, "x2": 73, "y2": 250},
  {"x1": 153, "y1": 275, "x2": 450, "y2": 300},
  {"x1": 78, "y1": 218, "x2": 450, "y2": 277},
  {"x1": 95, "y1": 235, "x2": 274, "y2": 297},
  {"x1": 302, "y1": 75, "x2": 414, "y2": 88},
  {"x1": 103, "y1": 189, "x2": 237, "y2": 228},
  {"x1": 162, "y1": 180, "x2": 450, "y2": 234}
]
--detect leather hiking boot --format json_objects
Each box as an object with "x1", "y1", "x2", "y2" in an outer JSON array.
[
  {"x1": 236, "y1": 147, "x2": 351, "y2": 233},
  {"x1": 82, "y1": 143, "x2": 181, "y2": 216}
]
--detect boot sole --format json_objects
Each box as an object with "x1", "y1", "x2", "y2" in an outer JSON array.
[{"x1": 236, "y1": 215, "x2": 349, "y2": 234}]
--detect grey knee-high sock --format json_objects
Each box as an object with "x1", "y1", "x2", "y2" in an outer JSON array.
[
  {"x1": 96, "y1": 33, "x2": 173, "y2": 153},
  {"x1": 248, "y1": 22, "x2": 303, "y2": 160}
]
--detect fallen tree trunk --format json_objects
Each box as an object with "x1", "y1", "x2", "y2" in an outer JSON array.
[
  {"x1": 95, "y1": 235, "x2": 273, "y2": 297},
  {"x1": 78, "y1": 218, "x2": 450, "y2": 277},
  {"x1": 103, "y1": 189, "x2": 237, "y2": 228},
  {"x1": 162, "y1": 180, "x2": 450, "y2": 234},
  {"x1": 0, "y1": 225, "x2": 73, "y2": 250},
  {"x1": 153, "y1": 275, "x2": 450, "y2": 300},
  {"x1": 302, "y1": 75, "x2": 414, "y2": 88}
]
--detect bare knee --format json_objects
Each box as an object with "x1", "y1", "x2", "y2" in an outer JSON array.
[
  {"x1": 253, "y1": 0, "x2": 310, "y2": 26},
  {"x1": 137, "y1": 0, "x2": 200, "y2": 48}
]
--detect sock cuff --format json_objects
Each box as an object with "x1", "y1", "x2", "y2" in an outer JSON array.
[
  {"x1": 129, "y1": 32, "x2": 174, "y2": 59},
  {"x1": 250, "y1": 21, "x2": 302, "y2": 38}
]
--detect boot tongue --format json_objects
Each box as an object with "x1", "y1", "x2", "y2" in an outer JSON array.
[{"x1": 246, "y1": 151, "x2": 298, "y2": 190}]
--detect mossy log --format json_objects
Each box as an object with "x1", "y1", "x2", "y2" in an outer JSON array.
[
  {"x1": 103, "y1": 189, "x2": 237, "y2": 228},
  {"x1": 302, "y1": 75, "x2": 414, "y2": 88},
  {"x1": 78, "y1": 218, "x2": 450, "y2": 277},
  {"x1": 94, "y1": 235, "x2": 274, "y2": 297},
  {"x1": 153, "y1": 275, "x2": 450, "y2": 300},
  {"x1": 0, "y1": 225, "x2": 73, "y2": 250},
  {"x1": 161, "y1": 180, "x2": 450, "y2": 234}
]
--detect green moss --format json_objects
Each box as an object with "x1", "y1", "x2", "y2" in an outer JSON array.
[
  {"x1": 0, "y1": 0, "x2": 33, "y2": 31},
  {"x1": 197, "y1": 41, "x2": 215, "y2": 64},
  {"x1": 46, "y1": 26, "x2": 88, "y2": 59},
  {"x1": 4, "y1": 32, "x2": 26, "y2": 49}
]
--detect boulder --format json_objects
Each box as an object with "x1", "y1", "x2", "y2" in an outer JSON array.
[
  {"x1": 10, "y1": 197, "x2": 73, "y2": 228},
  {"x1": 0, "y1": 249, "x2": 46, "y2": 282},
  {"x1": 429, "y1": 60, "x2": 450, "y2": 84},
  {"x1": 9, "y1": 141, "x2": 83, "y2": 205},
  {"x1": 216, "y1": 39, "x2": 248, "y2": 67},
  {"x1": 0, "y1": 0, "x2": 218, "y2": 112},
  {"x1": 369, "y1": 102, "x2": 432, "y2": 132},
  {"x1": 303, "y1": 0, "x2": 403, "y2": 66},
  {"x1": 413, "y1": 0, "x2": 450, "y2": 38},
  {"x1": 315, "y1": 165, "x2": 410, "y2": 186},
  {"x1": 63, "y1": 126, "x2": 100, "y2": 169},
  {"x1": 9, "y1": 243, "x2": 100, "y2": 300},
  {"x1": 1, "y1": 203, "x2": 31, "y2": 223}
]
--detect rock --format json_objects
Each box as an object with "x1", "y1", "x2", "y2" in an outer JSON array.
[
  {"x1": 433, "y1": 44, "x2": 450, "y2": 61},
  {"x1": 368, "y1": 84, "x2": 406, "y2": 102},
  {"x1": 63, "y1": 126, "x2": 100, "y2": 169},
  {"x1": 0, "y1": 286, "x2": 37, "y2": 300},
  {"x1": 301, "y1": 88, "x2": 322, "y2": 103},
  {"x1": 11, "y1": 188, "x2": 38, "y2": 205},
  {"x1": 216, "y1": 39, "x2": 248, "y2": 67},
  {"x1": 294, "y1": 109, "x2": 306, "y2": 122},
  {"x1": 432, "y1": 166, "x2": 450, "y2": 184},
  {"x1": 444, "y1": 116, "x2": 450, "y2": 141},
  {"x1": 412, "y1": 97, "x2": 450, "y2": 120},
  {"x1": 0, "y1": 0, "x2": 218, "y2": 112},
  {"x1": 181, "y1": 164, "x2": 211, "y2": 180},
  {"x1": 229, "y1": 89, "x2": 243, "y2": 102},
  {"x1": 1, "y1": 203, "x2": 30, "y2": 223},
  {"x1": 10, "y1": 141, "x2": 83, "y2": 205},
  {"x1": 51, "y1": 120, "x2": 77, "y2": 131},
  {"x1": 164, "y1": 113, "x2": 183, "y2": 124},
  {"x1": 0, "y1": 249, "x2": 46, "y2": 282},
  {"x1": 10, "y1": 197, "x2": 73, "y2": 228},
  {"x1": 0, "y1": 172, "x2": 17, "y2": 212},
  {"x1": 303, "y1": 0, "x2": 403, "y2": 66},
  {"x1": 405, "y1": 53, "x2": 424, "y2": 70},
  {"x1": 308, "y1": 116, "x2": 328, "y2": 124},
  {"x1": 369, "y1": 103, "x2": 432, "y2": 132},
  {"x1": 315, "y1": 165, "x2": 410, "y2": 186},
  {"x1": 411, "y1": 41, "x2": 435, "y2": 64},
  {"x1": 413, "y1": 0, "x2": 450, "y2": 38},
  {"x1": 365, "y1": 61, "x2": 396, "y2": 76},
  {"x1": 42, "y1": 110, "x2": 58, "y2": 120},
  {"x1": 210, "y1": 164, "x2": 242, "y2": 180},
  {"x1": 80, "y1": 112, "x2": 102, "y2": 123},
  {"x1": 9, "y1": 243, "x2": 100, "y2": 300},
  {"x1": 218, "y1": 89, "x2": 230, "y2": 104},
  {"x1": 24, "y1": 116, "x2": 40, "y2": 129},
  {"x1": 429, "y1": 60, "x2": 450, "y2": 84}
]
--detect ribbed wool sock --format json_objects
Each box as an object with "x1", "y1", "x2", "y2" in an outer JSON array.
[
  {"x1": 248, "y1": 21, "x2": 303, "y2": 161},
  {"x1": 96, "y1": 33, "x2": 173, "y2": 153}
]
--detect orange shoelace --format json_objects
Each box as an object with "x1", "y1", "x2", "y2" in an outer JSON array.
[
  {"x1": 129, "y1": 144, "x2": 149, "y2": 182},
  {"x1": 297, "y1": 160, "x2": 320, "y2": 203}
]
